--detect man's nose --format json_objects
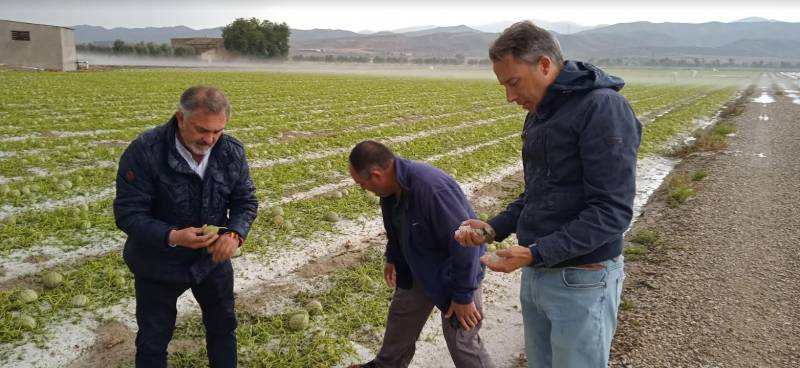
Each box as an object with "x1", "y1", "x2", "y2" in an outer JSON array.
[{"x1": 505, "y1": 87, "x2": 517, "y2": 104}]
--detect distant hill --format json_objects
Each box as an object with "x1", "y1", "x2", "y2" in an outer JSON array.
[
  {"x1": 73, "y1": 25, "x2": 222, "y2": 44},
  {"x1": 73, "y1": 21, "x2": 800, "y2": 62},
  {"x1": 473, "y1": 19, "x2": 594, "y2": 34},
  {"x1": 734, "y1": 17, "x2": 779, "y2": 23}
]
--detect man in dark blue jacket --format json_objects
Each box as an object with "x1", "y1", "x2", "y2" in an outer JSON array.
[
  {"x1": 113, "y1": 86, "x2": 258, "y2": 368},
  {"x1": 347, "y1": 141, "x2": 494, "y2": 368},
  {"x1": 456, "y1": 21, "x2": 641, "y2": 368}
]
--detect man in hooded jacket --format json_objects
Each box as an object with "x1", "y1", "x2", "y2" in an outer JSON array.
[{"x1": 456, "y1": 21, "x2": 641, "y2": 368}]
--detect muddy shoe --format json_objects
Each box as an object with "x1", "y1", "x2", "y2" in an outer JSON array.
[{"x1": 347, "y1": 361, "x2": 377, "y2": 368}]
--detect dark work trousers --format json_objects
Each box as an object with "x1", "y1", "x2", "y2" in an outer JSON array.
[
  {"x1": 374, "y1": 283, "x2": 495, "y2": 368},
  {"x1": 134, "y1": 262, "x2": 237, "y2": 368}
]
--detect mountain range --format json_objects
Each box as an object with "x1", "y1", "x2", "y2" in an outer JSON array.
[{"x1": 72, "y1": 18, "x2": 800, "y2": 61}]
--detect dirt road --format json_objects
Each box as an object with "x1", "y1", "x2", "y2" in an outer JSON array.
[{"x1": 610, "y1": 77, "x2": 800, "y2": 367}]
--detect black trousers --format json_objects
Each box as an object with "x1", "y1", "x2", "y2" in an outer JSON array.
[{"x1": 134, "y1": 262, "x2": 237, "y2": 368}]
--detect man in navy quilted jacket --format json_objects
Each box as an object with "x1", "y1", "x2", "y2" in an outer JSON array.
[
  {"x1": 114, "y1": 86, "x2": 258, "y2": 368},
  {"x1": 456, "y1": 21, "x2": 641, "y2": 368}
]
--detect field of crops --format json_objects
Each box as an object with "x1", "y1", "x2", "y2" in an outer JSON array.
[{"x1": 0, "y1": 68, "x2": 747, "y2": 367}]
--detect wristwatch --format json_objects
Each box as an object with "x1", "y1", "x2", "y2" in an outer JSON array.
[{"x1": 168, "y1": 229, "x2": 178, "y2": 248}]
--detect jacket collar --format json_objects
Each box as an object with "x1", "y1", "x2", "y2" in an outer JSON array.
[{"x1": 393, "y1": 156, "x2": 413, "y2": 193}]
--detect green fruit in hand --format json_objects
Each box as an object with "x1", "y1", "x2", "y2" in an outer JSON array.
[
  {"x1": 288, "y1": 311, "x2": 310, "y2": 331},
  {"x1": 42, "y1": 271, "x2": 63, "y2": 289},
  {"x1": 17, "y1": 314, "x2": 36, "y2": 330},
  {"x1": 323, "y1": 212, "x2": 339, "y2": 222},
  {"x1": 306, "y1": 300, "x2": 323, "y2": 316},
  {"x1": 18, "y1": 289, "x2": 38, "y2": 303},
  {"x1": 203, "y1": 225, "x2": 226, "y2": 235},
  {"x1": 487, "y1": 244, "x2": 497, "y2": 252},
  {"x1": 71, "y1": 294, "x2": 88, "y2": 307}
]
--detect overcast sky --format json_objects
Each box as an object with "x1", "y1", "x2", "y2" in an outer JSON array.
[{"x1": 2, "y1": 0, "x2": 799, "y2": 31}]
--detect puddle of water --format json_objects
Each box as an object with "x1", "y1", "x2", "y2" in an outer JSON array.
[
  {"x1": 753, "y1": 93, "x2": 775, "y2": 104},
  {"x1": 633, "y1": 156, "x2": 679, "y2": 219}
]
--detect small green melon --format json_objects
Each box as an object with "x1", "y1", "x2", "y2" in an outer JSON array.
[
  {"x1": 306, "y1": 300, "x2": 323, "y2": 316},
  {"x1": 203, "y1": 225, "x2": 226, "y2": 235},
  {"x1": 42, "y1": 271, "x2": 63, "y2": 289},
  {"x1": 17, "y1": 314, "x2": 36, "y2": 330},
  {"x1": 288, "y1": 311, "x2": 309, "y2": 331},
  {"x1": 71, "y1": 294, "x2": 88, "y2": 307},
  {"x1": 18, "y1": 289, "x2": 38, "y2": 303},
  {"x1": 323, "y1": 212, "x2": 339, "y2": 222}
]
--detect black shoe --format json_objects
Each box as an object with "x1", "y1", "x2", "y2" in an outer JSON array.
[{"x1": 347, "y1": 361, "x2": 377, "y2": 368}]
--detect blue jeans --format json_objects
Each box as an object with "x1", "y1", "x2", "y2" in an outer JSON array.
[{"x1": 520, "y1": 256, "x2": 624, "y2": 368}]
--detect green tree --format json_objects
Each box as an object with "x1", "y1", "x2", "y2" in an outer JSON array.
[{"x1": 222, "y1": 18, "x2": 290, "y2": 58}]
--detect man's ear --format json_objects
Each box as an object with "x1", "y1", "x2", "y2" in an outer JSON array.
[
  {"x1": 369, "y1": 168, "x2": 383, "y2": 183},
  {"x1": 539, "y1": 55, "x2": 552, "y2": 76}
]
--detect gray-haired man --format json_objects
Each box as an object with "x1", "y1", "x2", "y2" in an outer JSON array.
[{"x1": 114, "y1": 86, "x2": 258, "y2": 367}]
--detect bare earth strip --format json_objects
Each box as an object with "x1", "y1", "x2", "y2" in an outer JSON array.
[{"x1": 611, "y1": 88, "x2": 800, "y2": 367}]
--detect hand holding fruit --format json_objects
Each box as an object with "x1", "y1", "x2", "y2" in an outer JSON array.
[
  {"x1": 454, "y1": 219, "x2": 494, "y2": 246},
  {"x1": 207, "y1": 232, "x2": 239, "y2": 263},
  {"x1": 480, "y1": 245, "x2": 534, "y2": 273},
  {"x1": 168, "y1": 225, "x2": 219, "y2": 249}
]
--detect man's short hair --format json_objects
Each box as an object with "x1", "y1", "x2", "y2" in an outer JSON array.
[
  {"x1": 178, "y1": 86, "x2": 231, "y2": 120},
  {"x1": 489, "y1": 21, "x2": 564, "y2": 66},
  {"x1": 349, "y1": 140, "x2": 395, "y2": 176}
]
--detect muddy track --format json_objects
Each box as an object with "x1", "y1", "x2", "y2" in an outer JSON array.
[{"x1": 611, "y1": 82, "x2": 800, "y2": 367}]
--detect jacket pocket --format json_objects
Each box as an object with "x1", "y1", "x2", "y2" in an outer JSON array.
[{"x1": 211, "y1": 173, "x2": 233, "y2": 211}]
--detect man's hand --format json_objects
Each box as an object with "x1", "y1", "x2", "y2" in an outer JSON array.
[
  {"x1": 454, "y1": 219, "x2": 494, "y2": 246},
  {"x1": 481, "y1": 245, "x2": 534, "y2": 273},
  {"x1": 207, "y1": 232, "x2": 239, "y2": 263},
  {"x1": 168, "y1": 226, "x2": 218, "y2": 250},
  {"x1": 444, "y1": 301, "x2": 482, "y2": 331},
  {"x1": 384, "y1": 262, "x2": 396, "y2": 288}
]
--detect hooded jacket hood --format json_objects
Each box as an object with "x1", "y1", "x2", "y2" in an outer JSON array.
[{"x1": 538, "y1": 60, "x2": 625, "y2": 115}]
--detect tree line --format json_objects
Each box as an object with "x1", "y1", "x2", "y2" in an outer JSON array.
[{"x1": 77, "y1": 40, "x2": 197, "y2": 57}]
